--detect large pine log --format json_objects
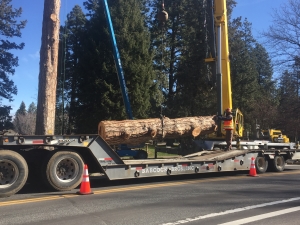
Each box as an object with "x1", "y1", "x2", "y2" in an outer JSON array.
[{"x1": 98, "y1": 116, "x2": 217, "y2": 145}]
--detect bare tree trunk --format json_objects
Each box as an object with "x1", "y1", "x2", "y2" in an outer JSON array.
[{"x1": 35, "y1": 0, "x2": 60, "y2": 135}]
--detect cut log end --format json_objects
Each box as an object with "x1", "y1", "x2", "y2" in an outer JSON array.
[
  {"x1": 192, "y1": 127, "x2": 201, "y2": 137},
  {"x1": 150, "y1": 130, "x2": 157, "y2": 138}
]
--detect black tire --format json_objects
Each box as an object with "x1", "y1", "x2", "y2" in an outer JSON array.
[
  {"x1": 255, "y1": 156, "x2": 268, "y2": 174},
  {"x1": 0, "y1": 150, "x2": 28, "y2": 198},
  {"x1": 42, "y1": 151, "x2": 84, "y2": 191},
  {"x1": 270, "y1": 155, "x2": 285, "y2": 172},
  {"x1": 136, "y1": 150, "x2": 148, "y2": 159}
]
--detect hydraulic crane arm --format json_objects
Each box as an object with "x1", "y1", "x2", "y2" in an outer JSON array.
[
  {"x1": 206, "y1": 0, "x2": 232, "y2": 114},
  {"x1": 205, "y1": 0, "x2": 244, "y2": 138},
  {"x1": 103, "y1": 0, "x2": 133, "y2": 119}
]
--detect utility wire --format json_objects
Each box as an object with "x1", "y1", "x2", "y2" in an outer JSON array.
[{"x1": 59, "y1": 0, "x2": 68, "y2": 135}]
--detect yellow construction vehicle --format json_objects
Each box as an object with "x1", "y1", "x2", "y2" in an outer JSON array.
[
  {"x1": 260, "y1": 129, "x2": 290, "y2": 143},
  {"x1": 203, "y1": 0, "x2": 291, "y2": 150}
]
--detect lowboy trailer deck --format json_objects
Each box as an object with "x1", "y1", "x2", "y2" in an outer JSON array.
[{"x1": 0, "y1": 132, "x2": 300, "y2": 197}]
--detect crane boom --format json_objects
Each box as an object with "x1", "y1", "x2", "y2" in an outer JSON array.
[
  {"x1": 206, "y1": 0, "x2": 244, "y2": 138},
  {"x1": 103, "y1": 0, "x2": 133, "y2": 119},
  {"x1": 214, "y1": 0, "x2": 232, "y2": 112}
]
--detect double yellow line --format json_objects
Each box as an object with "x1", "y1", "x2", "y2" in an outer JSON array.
[{"x1": 0, "y1": 170, "x2": 299, "y2": 207}]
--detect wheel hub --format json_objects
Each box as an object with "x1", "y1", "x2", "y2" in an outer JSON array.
[
  {"x1": 276, "y1": 157, "x2": 282, "y2": 166},
  {"x1": 55, "y1": 158, "x2": 78, "y2": 182},
  {"x1": 58, "y1": 165, "x2": 68, "y2": 176},
  {"x1": 257, "y1": 159, "x2": 264, "y2": 168},
  {"x1": 0, "y1": 160, "x2": 19, "y2": 187}
]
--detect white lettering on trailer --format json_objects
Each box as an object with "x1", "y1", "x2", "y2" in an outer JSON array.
[
  {"x1": 98, "y1": 157, "x2": 115, "y2": 165},
  {"x1": 142, "y1": 165, "x2": 195, "y2": 174}
]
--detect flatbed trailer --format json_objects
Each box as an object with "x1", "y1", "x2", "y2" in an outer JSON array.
[{"x1": 0, "y1": 132, "x2": 300, "y2": 197}]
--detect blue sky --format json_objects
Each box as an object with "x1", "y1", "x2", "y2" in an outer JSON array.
[{"x1": 5, "y1": 0, "x2": 286, "y2": 114}]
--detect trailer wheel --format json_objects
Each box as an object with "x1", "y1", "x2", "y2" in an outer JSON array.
[
  {"x1": 0, "y1": 150, "x2": 28, "y2": 197},
  {"x1": 270, "y1": 155, "x2": 285, "y2": 172},
  {"x1": 255, "y1": 156, "x2": 268, "y2": 174},
  {"x1": 42, "y1": 151, "x2": 84, "y2": 191}
]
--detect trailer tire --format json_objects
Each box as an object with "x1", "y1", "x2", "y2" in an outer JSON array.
[
  {"x1": 42, "y1": 151, "x2": 84, "y2": 191},
  {"x1": 270, "y1": 155, "x2": 285, "y2": 172},
  {"x1": 0, "y1": 150, "x2": 28, "y2": 197},
  {"x1": 255, "y1": 156, "x2": 268, "y2": 174}
]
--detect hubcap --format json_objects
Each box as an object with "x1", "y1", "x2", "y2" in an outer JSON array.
[
  {"x1": 0, "y1": 160, "x2": 19, "y2": 188},
  {"x1": 55, "y1": 158, "x2": 79, "y2": 182},
  {"x1": 276, "y1": 157, "x2": 283, "y2": 167},
  {"x1": 257, "y1": 158, "x2": 265, "y2": 169}
]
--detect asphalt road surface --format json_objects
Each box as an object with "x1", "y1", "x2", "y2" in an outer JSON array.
[{"x1": 0, "y1": 165, "x2": 300, "y2": 225}]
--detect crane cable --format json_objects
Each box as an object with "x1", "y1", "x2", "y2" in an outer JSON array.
[
  {"x1": 59, "y1": 0, "x2": 68, "y2": 135},
  {"x1": 157, "y1": 0, "x2": 168, "y2": 141}
]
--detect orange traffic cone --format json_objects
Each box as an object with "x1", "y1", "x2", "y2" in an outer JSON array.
[
  {"x1": 77, "y1": 164, "x2": 94, "y2": 195},
  {"x1": 248, "y1": 157, "x2": 258, "y2": 177}
]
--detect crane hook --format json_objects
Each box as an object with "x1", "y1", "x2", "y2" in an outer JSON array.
[{"x1": 157, "y1": 1, "x2": 168, "y2": 23}]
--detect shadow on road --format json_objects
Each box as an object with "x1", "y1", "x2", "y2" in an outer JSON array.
[
  {"x1": 12, "y1": 167, "x2": 299, "y2": 198},
  {"x1": 17, "y1": 170, "x2": 248, "y2": 195}
]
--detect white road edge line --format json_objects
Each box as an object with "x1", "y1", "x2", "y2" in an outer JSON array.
[
  {"x1": 218, "y1": 206, "x2": 300, "y2": 225},
  {"x1": 160, "y1": 197, "x2": 300, "y2": 225}
]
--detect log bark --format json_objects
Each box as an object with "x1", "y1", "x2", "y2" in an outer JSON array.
[{"x1": 98, "y1": 116, "x2": 217, "y2": 145}]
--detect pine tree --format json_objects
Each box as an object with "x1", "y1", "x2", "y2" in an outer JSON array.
[
  {"x1": 28, "y1": 102, "x2": 37, "y2": 114},
  {"x1": 251, "y1": 43, "x2": 274, "y2": 91},
  {"x1": 0, "y1": 106, "x2": 13, "y2": 130},
  {"x1": 13, "y1": 102, "x2": 36, "y2": 135},
  {"x1": 59, "y1": 0, "x2": 156, "y2": 133},
  {"x1": 146, "y1": 0, "x2": 217, "y2": 117},
  {"x1": 15, "y1": 101, "x2": 26, "y2": 115},
  {"x1": 228, "y1": 17, "x2": 259, "y2": 131},
  {"x1": 276, "y1": 68, "x2": 300, "y2": 141},
  {"x1": 173, "y1": 0, "x2": 216, "y2": 117},
  {"x1": 0, "y1": 0, "x2": 26, "y2": 128},
  {"x1": 247, "y1": 43, "x2": 278, "y2": 131},
  {"x1": 57, "y1": 5, "x2": 87, "y2": 134}
]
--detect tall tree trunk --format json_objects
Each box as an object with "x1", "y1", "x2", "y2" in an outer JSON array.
[{"x1": 36, "y1": 0, "x2": 60, "y2": 135}]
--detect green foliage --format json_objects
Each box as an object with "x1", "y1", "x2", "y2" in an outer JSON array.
[
  {"x1": 146, "y1": 0, "x2": 216, "y2": 118},
  {"x1": 57, "y1": 0, "x2": 156, "y2": 133},
  {"x1": 0, "y1": 105, "x2": 13, "y2": 130},
  {"x1": 56, "y1": 5, "x2": 87, "y2": 134},
  {"x1": 54, "y1": 0, "x2": 299, "y2": 141},
  {"x1": 28, "y1": 102, "x2": 37, "y2": 114},
  {"x1": 276, "y1": 69, "x2": 300, "y2": 141},
  {"x1": 15, "y1": 101, "x2": 26, "y2": 115},
  {"x1": 0, "y1": 0, "x2": 26, "y2": 128},
  {"x1": 0, "y1": 0, "x2": 26, "y2": 101}
]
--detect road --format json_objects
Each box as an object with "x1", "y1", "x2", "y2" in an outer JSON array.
[{"x1": 0, "y1": 165, "x2": 300, "y2": 225}]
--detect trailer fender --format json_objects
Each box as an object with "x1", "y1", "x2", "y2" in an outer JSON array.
[{"x1": 0, "y1": 150, "x2": 28, "y2": 197}]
